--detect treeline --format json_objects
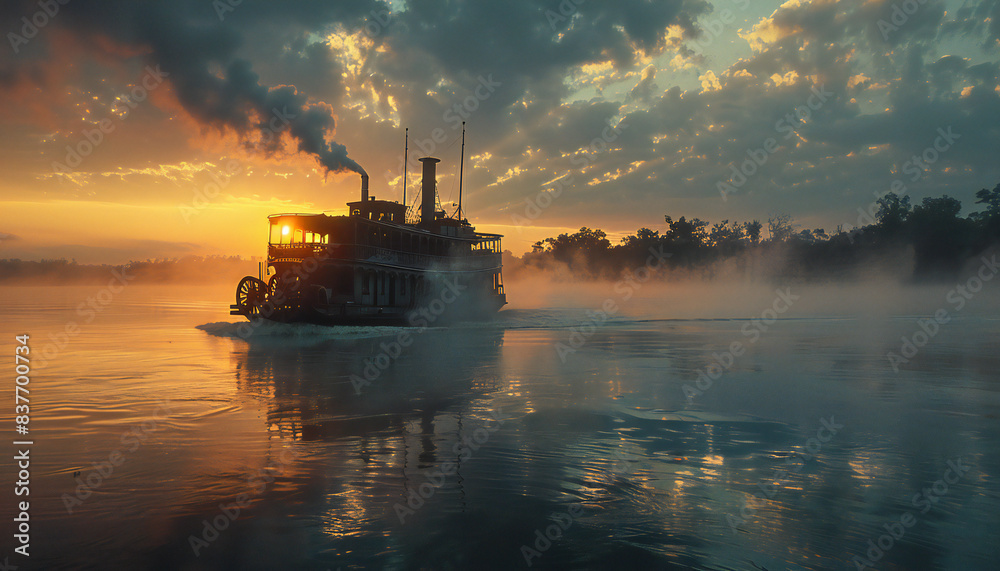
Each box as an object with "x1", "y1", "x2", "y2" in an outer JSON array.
[
  {"x1": 0, "y1": 255, "x2": 260, "y2": 284},
  {"x1": 511, "y1": 183, "x2": 1000, "y2": 281}
]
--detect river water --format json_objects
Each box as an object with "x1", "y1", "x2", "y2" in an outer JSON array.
[{"x1": 0, "y1": 282, "x2": 998, "y2": 570}]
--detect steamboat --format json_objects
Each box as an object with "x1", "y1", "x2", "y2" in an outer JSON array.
[{"x1": 230, "y1": 151, "x2": 506, "y2": 325}]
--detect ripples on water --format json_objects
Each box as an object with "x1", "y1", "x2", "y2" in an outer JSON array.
[{"x1": 0, "y1": 285, "x2": 998, "y2": 570}]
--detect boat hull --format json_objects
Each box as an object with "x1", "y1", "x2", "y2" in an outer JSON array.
[
  {"x1": 231, "y1": 294, "x2": 507, "y2": 326},
  {"x1": 231, "y1": 261, "x2": 506, "y2": 326}
]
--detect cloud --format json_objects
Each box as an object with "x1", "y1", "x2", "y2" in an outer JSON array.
[
  {"x1": 3, "y1": 0, "x2": 374, "y2": 175},
  {"x1": 3, "y1": 0, "x2": 1000, "y2": 260},
  {"x1": 477, "y1": 0, "x2": 1000, "y2": 229},
  {"x1": 628, "y1": 65, "x2": 660, "y2": 102}
]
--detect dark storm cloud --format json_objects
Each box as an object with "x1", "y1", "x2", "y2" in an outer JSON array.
[
  {"x1": 462, "y1": 0, "x2": 1000, "y2": 230},
  {"x1": 367, "y1": 0, "x2": 712, "y2": 154},
  {"x1": 627, "y1": 66, "x2": 659, "y2": 103},
  {"x1": 666, "y1": 0, "x2": 1000, "y2": 218},
  {"x1": 393, "y1": 0, "x2": 707, "y2": 77},
  {"x1": 3, "y1": 0, "x2": 379, "y2": 174},
  {"x1": 3, "y1": 0, "x2": 713, "y2": 180},
  {"x1": 5, "y1": 0, "x2": 1000, "y2": 237},
  {"x1": 945, "y1": 0, "x2": 1000, "y2": 47}
]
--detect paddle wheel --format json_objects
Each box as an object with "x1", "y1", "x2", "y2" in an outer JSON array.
[{"x1": 234, "y1": 276, "x2": 266, "y2": 318}]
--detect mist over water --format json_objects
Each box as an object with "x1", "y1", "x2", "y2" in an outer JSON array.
[
  {"x1": 504, "y1": 270, "x2": 1000, "y2": 322},
  {"x1": 1, "y1": 281, "x2": 998, "y2": 570}
]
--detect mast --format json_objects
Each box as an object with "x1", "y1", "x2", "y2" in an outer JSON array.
[
  {"x1": 402, "y1": 127, "x2": 408, "y2": 208},
  {"x1": 458, "y1": 121, "x2": 465, "y2": 220}
]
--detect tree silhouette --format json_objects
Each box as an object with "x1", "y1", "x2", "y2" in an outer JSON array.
[
  {"x1": 530, "y1": 227, "x2": 613, "y2": 275},
  {"x1": 875, "y1": 192, "x2": 912, "y2": 239},
  {"x1": 972, "y1": 183, "x2": 1000, "y2": 243},
  {"x1": 907, "y1": 196, "x2": 973, "y2": 277},
  {"x1": 767, "y1": 214, "x2": 793, "y2": 242},
  {"x1": 709, "y1": 220, "x2": 746, "y2": 256},
  {"x1": 744, "y1": 220, "x2": 763, "y2": 245},
  {"x1": 516, "y1": 182, "x2": 1000, "y2": 282}
]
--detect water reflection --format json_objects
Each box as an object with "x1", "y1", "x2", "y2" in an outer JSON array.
[
  {"x1": 5, "y1": 285, "x2": 998, "y2": 570},
  {"x1": 183, "y1": 317, "x2": 1000, "y2": 571},
  {"x1": 233, "y1": 327, "x2": 505, "y2": 441},
  {"x1": 224, "y1": 326, "x2": 512, "y2": 569},
  {"x1": 206, "y1": 323, "x2": 797, "y2": 570}
]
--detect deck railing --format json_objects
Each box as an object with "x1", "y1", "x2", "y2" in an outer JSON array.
[{"x1": 268, "y1": 243, "x2": 501, "y2": 270}]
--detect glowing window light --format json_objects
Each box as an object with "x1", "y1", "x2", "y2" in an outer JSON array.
[{"x1": 282, "y1": 226, "x2": 290, "y2": 235}]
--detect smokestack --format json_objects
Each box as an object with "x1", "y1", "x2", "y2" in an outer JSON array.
[
  {"x1": 419, "y1": 157, "x2": 440, "y2": 224},
  {"x1": 360, "y1": 172, "x2": 369, "y2": 203}
]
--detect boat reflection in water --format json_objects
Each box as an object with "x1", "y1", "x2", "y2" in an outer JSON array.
[
  {"x1": 150, "y1": 314, "x2": 996, "y2": 571},
  {"x1": 7, "y1": 288, "x2": 997, "y2": 569},
  {"x1": 209, "y1": 323, "x2": 517, "y2": 570},
  {"x1": 179, "y1": 320, "x2": 787, "y2": 571},
  {"x1": 233, "y1": 325, "x2": 506, "y2": 441}
]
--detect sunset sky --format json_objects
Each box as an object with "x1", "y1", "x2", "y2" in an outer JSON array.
[{"x1": 2, "y1": 0, "x2": 999, "y2": 263}]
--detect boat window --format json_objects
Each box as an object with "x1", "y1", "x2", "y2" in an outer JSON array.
[
  {"x1": 269, "y1": 223, "x2": 281, "y2": 244},
  {"x1": 335, "y1": 268, "x2": 351, "y2": 292},
  {"x1": 293, "y1": 229, "x2": 303, "y2": 243}
]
